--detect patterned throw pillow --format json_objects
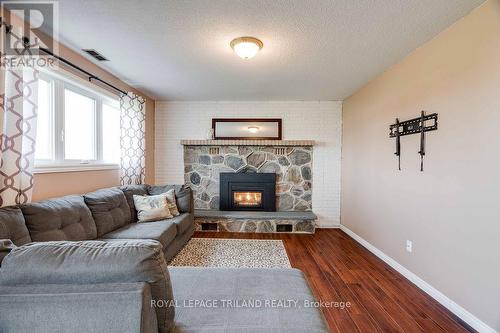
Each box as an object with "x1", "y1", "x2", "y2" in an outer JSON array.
[
  {"x1": 164, "y1": 189, "x2": 180, "y2": 217},
  {"x1": 133, "y1": 193, "x2": 173, "y2": 222}
]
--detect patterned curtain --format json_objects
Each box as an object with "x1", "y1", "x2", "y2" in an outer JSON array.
[
  {"x1": 0, "y1": 66, "x2": 39, "y2": 206},
  {"x1": 120, "y1": 92, "x2": 146, "y2": 185}
]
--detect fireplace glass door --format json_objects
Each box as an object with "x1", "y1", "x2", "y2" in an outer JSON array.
[
  {"x1": 220, "y1": 173, "x2": 276, "y2": 211},
  {"x1": 232, "y1": 191, "x2": 263, "y2": 209}
]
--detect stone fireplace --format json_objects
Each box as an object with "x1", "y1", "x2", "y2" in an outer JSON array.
[
  {"x1": 182, "y1": 140, "x2": 314, "y2": 212},
  {"x1": 182, "y1": 140, "x2": 317, "y2": 233}
]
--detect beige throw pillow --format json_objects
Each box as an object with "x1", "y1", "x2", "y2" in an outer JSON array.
[
  {"x1": 164, "y1": 189, "x2": 180, "y2": 217},
  {"x1": 133, "y1": 193, "x2": 173, "y2": 222}
]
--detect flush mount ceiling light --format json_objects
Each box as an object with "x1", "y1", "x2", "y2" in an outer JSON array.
[
  {"x1": 247, "y1": 126, "x2": 260, "y2": 133},
  {"x1": 230, "y1": 37, "x2": 263, "y2": 59}
]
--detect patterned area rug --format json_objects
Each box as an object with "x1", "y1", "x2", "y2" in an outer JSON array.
[{"x1": 168, "y1": 238, "x2": 291, "y2": 268}]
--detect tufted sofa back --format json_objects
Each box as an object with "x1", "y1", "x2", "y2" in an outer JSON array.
[
  {"x1": 20, "y1": 195, "x2": 97, "y2": 242},
  {"x1": 83, "y1": 187, "x2": 131, "y2": 237},
  {"x1": 119, "y1": 184, "x2": 148, "y2": 222},
  {"x1": 0, "y1": 184, "x2": 192, "y2": 248}
]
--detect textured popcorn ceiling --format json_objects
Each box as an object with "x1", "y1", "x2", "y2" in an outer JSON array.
[{"x1": 54, "y1": 0, "x2": 484, "y2": 100}]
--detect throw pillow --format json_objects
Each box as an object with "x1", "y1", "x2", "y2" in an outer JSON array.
[
  {"x1": 164, "y1": 189, "x2": 180, "y2": 217},
  {"x1": 147, "y1": 185, "x2": 193, "y2": 213},
  {"x1": 133, "y1": 193, "x2": 173, "y2": 222}
]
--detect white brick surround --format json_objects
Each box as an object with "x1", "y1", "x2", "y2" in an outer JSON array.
[{"x1": 155, "y1": 101, "x2": 342, "y2": 227}]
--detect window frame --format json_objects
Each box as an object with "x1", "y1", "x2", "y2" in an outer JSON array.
[{"x1": 34, "y1": 69, "x2": 121, "y2": 174}]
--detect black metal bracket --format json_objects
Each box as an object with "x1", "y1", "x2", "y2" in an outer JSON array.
[
  {"x1": 389, "y1": 112, "x2": 438, "y2": 171},
  {"x1": 394, "y1": 118, "x2": 401, "y2": 170},
  {"x1": 389, "y1": 112, "x2": 438, "y2": 138}
]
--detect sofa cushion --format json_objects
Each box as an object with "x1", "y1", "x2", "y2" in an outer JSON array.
[
  {"x1": 169, "y1": 213, "x2": 193, "y2": 235},
  {"x1": 148, "y1": 185, "x2": 193, "y2": 213},
  {"x1": 20, "y1": 195, "x2": 97, "y2": 242},
  {"x1": 0, "y1": 239, "x2": 175, "y2": 333},
  {"x1": 120, "y1": 184, "x2": 148, "y2": 222},
  {"x1": 101, "y1": 220, "x2": 177, "y2": 249},
  {"x1": 0, "y1": 282, "x2": 158, "y2": 333},
  {"x1": 0, "y1": 207, "x2": 31, "y2": 245},
  {"x1": 169, "y1": 267, "x2": 329, "y2": 333},
  {"x1": 0, "y1": 239, "x2": 16, "y2": 266},
  {"x1": 84, "y1": 187, "x2": 131, "y2": 237},
  {"x1": 164, "y1": 223, "x2": 195, "y2": 263},
  {"x1": 147, "y1": 184, "x2": 179, "y2": 196}
]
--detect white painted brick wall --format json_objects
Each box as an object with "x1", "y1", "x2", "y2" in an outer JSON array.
[{"x1": 155, "y1": 101, "x2": 342, "y2": 227}]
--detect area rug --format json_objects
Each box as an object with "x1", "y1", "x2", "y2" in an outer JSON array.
[{"x1": 168, "y1": 238, "x2": 291, "y2": 268}]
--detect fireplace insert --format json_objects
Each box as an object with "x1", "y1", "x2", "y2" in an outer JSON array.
[{"x1": 219, "y1": 173, "x2": 276, "y2": 211}]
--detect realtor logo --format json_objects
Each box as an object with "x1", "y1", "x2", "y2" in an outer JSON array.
[{"x1": 0, "y1": 0, "x2": 58, "y2": 67}]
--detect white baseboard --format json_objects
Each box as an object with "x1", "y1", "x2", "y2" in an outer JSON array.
[
  {"x1": 316, "y1": 224, "x2": 341, "y2": 229},
  {"x1": 339, "y1": 225, "x2": 497, "y2": 333}
]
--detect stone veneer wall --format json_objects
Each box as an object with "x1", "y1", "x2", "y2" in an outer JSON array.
[
  {"x1": 184, "y1": 145, "x2": 313, "y2": 211},
  {"x1": 194, "y1": 218, "x2": 315, "y2": 233}
]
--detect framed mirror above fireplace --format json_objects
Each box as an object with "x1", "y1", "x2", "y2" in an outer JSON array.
[
  {"x1": 212, "y1": 118, "x2": 282, "y2": 140},
  {"x1": 219, "y1": 173, "x2": 276, "y2": 211}
]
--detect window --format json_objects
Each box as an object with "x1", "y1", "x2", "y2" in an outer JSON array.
[
  {"x1": 35, "y1": 78, "x2": 54, "y2": 160},
  {"x1": 64, "y1": 88, "x2": 96, "y2": 160},
  {"x1": 34, "y1": 71, "x2": 121, "y2": 172}
]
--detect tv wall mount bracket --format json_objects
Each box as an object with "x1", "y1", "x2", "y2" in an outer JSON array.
[{"x1": 389, "y1": 111, "x2": 438, "y2": 171}]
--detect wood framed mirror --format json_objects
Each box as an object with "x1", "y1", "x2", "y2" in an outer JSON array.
[{"x1": 212, "y1": 118, "x2": 282, "y2": 140}]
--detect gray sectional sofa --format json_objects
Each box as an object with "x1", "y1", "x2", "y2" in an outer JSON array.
[
  {"x1": 0, "y1": 184, "x2": 194, "y2": 263},
  {"x1": 0, "y1": 184, "x2": 330, "y2": 333}
]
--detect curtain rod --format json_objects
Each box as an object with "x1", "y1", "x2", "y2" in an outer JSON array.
[
  {"x1": 0, "y1": 17, "x2": 128, "y2": 96},
  {"x1": 39, "y1": 47, "x2": 128, "y2": 96}
]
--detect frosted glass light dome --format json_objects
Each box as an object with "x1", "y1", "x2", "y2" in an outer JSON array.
[
  {"x1": 230, "y1": 37, "x2": 263, "y2": 59},
  {"x1": 247, "y1": 126, "x2": 260, "y2": 133}
]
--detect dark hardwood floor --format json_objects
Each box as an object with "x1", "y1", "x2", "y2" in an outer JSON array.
[{"x1": 194, "y1": 229, "x2": 475, "y2": 333}]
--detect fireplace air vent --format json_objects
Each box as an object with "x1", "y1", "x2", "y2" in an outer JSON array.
[
  {"x1": 275, "y1": 147, "x2": 286, "y2": 155},
  {"x1": 276, "y1": 224, "x2": 293, "y2": 232},
  {"x1": 209, "y1": 147, "x2": 220, "y2": 155},
  {"x1": 201, "y1": 223, "x2": 218, "y2": 231}
]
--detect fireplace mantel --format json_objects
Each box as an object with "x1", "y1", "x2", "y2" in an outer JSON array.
[{"x1": 181, "y1": 139, "x2": 315, "y2": 146}]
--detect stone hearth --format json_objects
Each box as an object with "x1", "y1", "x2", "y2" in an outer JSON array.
[
  {"x1": 183, "y1": 143, "x2": 314, "y2": 212},
  {"x1": 194, "y1": 210, "x2": 316, "y2": 234}
]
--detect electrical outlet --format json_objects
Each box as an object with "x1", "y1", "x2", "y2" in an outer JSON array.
[{"x1": 406, "y1": 240, "x2": 413, "y2": 253}]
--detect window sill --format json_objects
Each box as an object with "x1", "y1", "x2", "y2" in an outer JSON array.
[{"x1": 33, "y1": 164, "x2": 120, "y2": 174}]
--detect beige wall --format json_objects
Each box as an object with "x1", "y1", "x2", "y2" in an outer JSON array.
[
  {"x1": 32, "y1": 170, "x2": 120, "y2": 200},
  {"x1": 342, "y1": 0, "x2": 500, "y2": 330},
  {"x1": 1, "y1": 11, "x2": 155, "y2": 201}
]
